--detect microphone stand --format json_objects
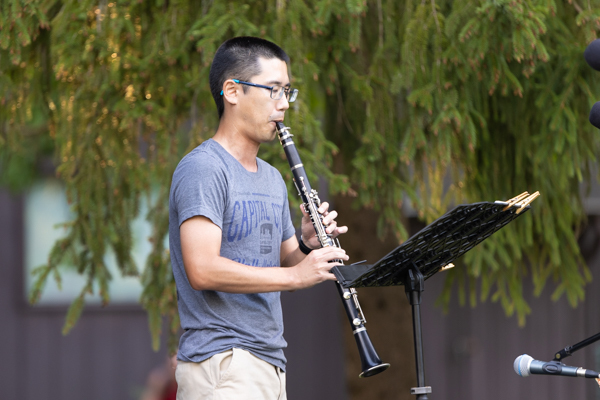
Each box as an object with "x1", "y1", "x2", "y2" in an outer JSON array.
[{"x1": 553, "y1": 332, "x2": 600, "y2": 362}]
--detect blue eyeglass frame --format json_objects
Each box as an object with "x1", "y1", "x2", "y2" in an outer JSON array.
[{"x1": 220, "y1": 79, "x2": 298, "y2": 102}]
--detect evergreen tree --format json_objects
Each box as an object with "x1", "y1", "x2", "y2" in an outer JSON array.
[{"x1": 2, "y1": 0, "x2": 599, "y2": 390}]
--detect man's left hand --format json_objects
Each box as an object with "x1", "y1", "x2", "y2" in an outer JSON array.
[{"x1": 299, "y1": 202, "x2": 349, "y2": 250}]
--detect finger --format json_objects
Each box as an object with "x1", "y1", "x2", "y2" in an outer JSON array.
[
  {"x1": 323, "y1": 261, "x2": 347, "y2": 273},
  {"x1": 314, "y1": 246, "x2": 346, "y2": 255},
  {"x1": 324, "y1": 251, "x2": 349, "y2": 262},
  {"x1": 331, "y1": 225, "x2": 348, "y2": 238},
  {"x1": 322, "y1": 210, "x2": 338, "y2": 226},
  {"x1": 318, "y1": 202, "x2": 329, "y2": 214},
  {"x1": 299, "y1": 204, "x2": 308, "y2": 216},
  {"x1": 325, "y1": 221, "x2": 338, "y2": 234},
  {"x1": 312, "y1": 249, "x2": 348, "y2": 263},
  {"x1": 323, "y1": 271, "x2": 338, "y2": 281}
]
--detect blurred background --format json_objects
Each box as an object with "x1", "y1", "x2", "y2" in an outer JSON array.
[{"x1": 2, "y1": 1, "x2": 600, "y2": 399}]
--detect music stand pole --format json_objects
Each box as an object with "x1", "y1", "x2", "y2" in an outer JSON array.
[{"x1": 404, "y1": 265, "x2": 432, "y2": 399}]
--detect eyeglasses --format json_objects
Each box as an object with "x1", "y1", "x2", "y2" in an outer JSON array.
[{"x1": 220, "y1": 79, "x2": 298, "y2": 103}]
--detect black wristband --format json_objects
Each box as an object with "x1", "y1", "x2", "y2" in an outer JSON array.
[{"x1": 299, "y1": 236, "x2": 313, "y2": 255}]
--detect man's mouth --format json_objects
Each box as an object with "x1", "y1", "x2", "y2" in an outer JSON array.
[{"x1": 268, "y1": 116, "x2": 284, "y2": 123}]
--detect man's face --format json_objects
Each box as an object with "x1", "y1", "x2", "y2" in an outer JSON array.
[{"x1": 237, "y1": 57, "x2": 290, "y2": 143}]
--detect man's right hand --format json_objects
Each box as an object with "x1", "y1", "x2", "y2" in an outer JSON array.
[{"x1": 289, "y1": 246, "x2": 347, "y2": 290}]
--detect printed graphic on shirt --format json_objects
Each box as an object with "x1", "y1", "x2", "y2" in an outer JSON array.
[
  {"x1": 231, "y1": 257, "x2": 280, "y2": 267},
  {"x1": 226, "y1": 198, "x2": 284, "y2": 244},
  {"x1": 260, "y1": 223, "x2": 273, "y2": 254}
]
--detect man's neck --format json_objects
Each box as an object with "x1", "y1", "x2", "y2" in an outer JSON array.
[{"x1": 213, "y1": 120, "x2": 260, "y2": 172}]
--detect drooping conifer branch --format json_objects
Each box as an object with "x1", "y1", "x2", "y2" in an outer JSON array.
[{"x1": 1, "y1": 0, "x2": 599, "y2": 349}]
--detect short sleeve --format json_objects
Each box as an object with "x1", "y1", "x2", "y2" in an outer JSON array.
[{"x1": 171, "y1": 153, "x2": 228, "y2": 229}]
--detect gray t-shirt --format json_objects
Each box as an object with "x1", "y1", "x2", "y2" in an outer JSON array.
[{"x1": 169, "y1": 138, "x2": 296, "y2": 371}]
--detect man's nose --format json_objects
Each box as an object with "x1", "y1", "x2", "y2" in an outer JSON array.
[{"x1": 276, "y1": 95, "x2": 289, "y2": 111}]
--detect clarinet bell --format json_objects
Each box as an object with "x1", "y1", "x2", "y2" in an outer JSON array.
[
  {"x1": 360, "y1": 362, "x2": 391, "y2": 378},
  {"x1": 355, "y1": 329, "x2": 391, "y2": 378}
]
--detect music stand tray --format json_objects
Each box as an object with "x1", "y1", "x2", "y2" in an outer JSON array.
[{"x1": 331, "y1": 199, "x2": 536, "y2": 399}]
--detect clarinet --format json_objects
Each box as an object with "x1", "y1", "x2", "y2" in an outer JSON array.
[{"x1": 275, "y1": 121, "x2": 390, "y2": 378}]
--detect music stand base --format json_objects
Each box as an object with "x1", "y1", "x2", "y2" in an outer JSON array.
[{"x1": 411, "y1": 386, "x2": 432, "y2": 398}]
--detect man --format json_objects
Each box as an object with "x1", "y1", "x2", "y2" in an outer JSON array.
[{"x1": 169, "y1": 36, "x2": 349, "y2": 400}]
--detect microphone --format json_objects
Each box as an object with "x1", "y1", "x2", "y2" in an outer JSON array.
[
  {"x1": 586, "y1": 41, "x2": 600, "y2": 130},
  {"x1": 589, "y1": 101, "x2": 600, "y2": 129},
  {"x1": 584, "y1": 39, "x2": 600, "y2": 71},
  {"x1": 514, "y1": 354, "x2": 600, "y2": 379}
]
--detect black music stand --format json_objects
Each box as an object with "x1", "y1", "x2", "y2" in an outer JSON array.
[{"x1": 331, "y1": 200, "x2": 534, "y2": 399}]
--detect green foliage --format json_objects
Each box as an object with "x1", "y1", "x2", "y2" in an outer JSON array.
[
  {"x1": 322, "y1": 0, "x2": 599, "y2": 326},
  {"x1": 2, "y1": 0, "x2": 599, "y2": 348}
]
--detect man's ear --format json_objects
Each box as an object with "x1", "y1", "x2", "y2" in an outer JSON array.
[{"x1": 222, "y1": 79, "x2": 238, "y2": 105}]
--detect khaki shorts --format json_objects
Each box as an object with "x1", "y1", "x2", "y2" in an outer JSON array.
[{"x1": 176, "y1": 348, "x2": 287, "y2": 400}]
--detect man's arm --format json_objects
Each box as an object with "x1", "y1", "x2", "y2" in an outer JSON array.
[
  {"x1": 280, "y1": 235, "x2": 304, "y2": 268},
  {"x1": 180, "y1": 215, "x2": 347, "y2": 293}
]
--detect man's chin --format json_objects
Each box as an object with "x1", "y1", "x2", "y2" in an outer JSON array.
[
  {"x1": 257, "y1": 127, "x2": 277, "y2": 143},
  {"x1": 268, "y1": 129, "x2": 278, "y2": 141}
]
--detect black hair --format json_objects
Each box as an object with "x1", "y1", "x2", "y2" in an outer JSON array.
[{"x1": 209, "y1": 36, "x2": 290, "y2": 119}]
